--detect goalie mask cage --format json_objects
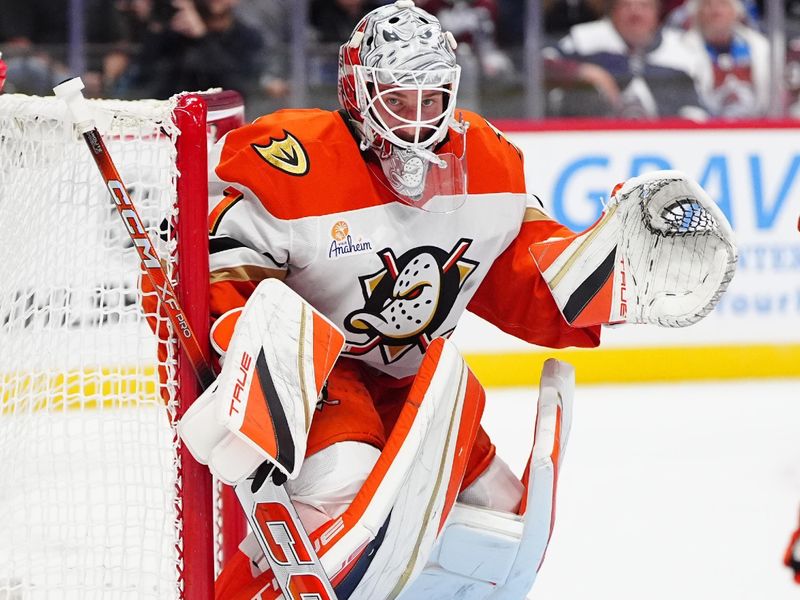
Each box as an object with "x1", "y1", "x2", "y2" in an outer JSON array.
[{"x1": 0, "y1": 91, "x2": 246, "y2": 599}]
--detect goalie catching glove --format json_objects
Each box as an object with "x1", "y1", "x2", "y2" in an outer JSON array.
[
  {"x1": 530, "y1": 170, "x2": 736, "y2": 328},
  {"x1": 177, "y1": 278, "x2": 345, "y2": 485}
]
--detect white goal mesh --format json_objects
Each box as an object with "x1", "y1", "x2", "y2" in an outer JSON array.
[{"x1": 0, "y1": 93, "x2": 229, "y2": 599}]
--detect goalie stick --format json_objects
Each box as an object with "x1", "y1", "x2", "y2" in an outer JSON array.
[{"x1": 53, "y1": 78, "x2": 338, "y2": 600}]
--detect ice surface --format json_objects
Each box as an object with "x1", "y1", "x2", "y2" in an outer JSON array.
[{"x1": 481, "y1": 379, "x2": 800, "y2": 600}]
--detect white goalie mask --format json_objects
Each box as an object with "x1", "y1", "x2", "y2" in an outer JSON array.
[{"x1": 339, "y1": 0, "x2": 468, "y2": 211}]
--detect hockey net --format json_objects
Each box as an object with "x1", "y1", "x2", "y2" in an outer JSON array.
[{"x1": 0, "y1": 91, "x2": 244, "y2": 599}]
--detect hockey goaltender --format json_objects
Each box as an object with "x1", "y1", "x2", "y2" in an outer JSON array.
[{"x1": 176, "y1": 2, "x2": 737, "y2": 598}]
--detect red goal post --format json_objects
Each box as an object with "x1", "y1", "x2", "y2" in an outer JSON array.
[
  {"x1": 174, "y1": 90, "x2": 249, "y2": 598},
  {"x1": 0, "y1": 90, "x2": 246, "y2": 599}
]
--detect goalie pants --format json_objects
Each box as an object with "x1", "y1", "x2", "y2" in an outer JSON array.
[
  {"x1": 309, "y1": 357, "x2": 496, "y2": 490},
  {"x1": 290, "y1": 357, "x2": 523, "y2": 529}
]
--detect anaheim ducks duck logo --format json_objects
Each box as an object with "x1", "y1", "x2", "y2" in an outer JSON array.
[
  {"x1": 252, "y1": 130, "x2": 309, "y2": 176},
  {"x1": 343, "y1": 239, "x2": 478, "y2": 364}
]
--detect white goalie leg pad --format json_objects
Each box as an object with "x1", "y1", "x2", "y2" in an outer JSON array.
[
  {"x1": 237, "y1": 338, "x2": 485, "y2": 600},
  {"x1": 323, "y1": 338, "x2": 484, "y2": 600},
  {"x1": 399, "y1": 358, "x2": 575, "y2": 600},
  {"x1": 320, "y1": 338, "x2": 484, "y2": 600},
  {"x1": 177, "y1": 278, "x2": 345, "y2": 485},
  {"x1": 530, "y1": 170, "x2": 736, "y2": 328}
]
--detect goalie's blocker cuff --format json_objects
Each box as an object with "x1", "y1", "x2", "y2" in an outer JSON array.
[{"x1": 178, "y1": 279, "x2": 345, "y2": 485}]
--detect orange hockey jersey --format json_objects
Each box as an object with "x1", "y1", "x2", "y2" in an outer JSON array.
[{"x1": 208, "y1": 108, "x2": 599, "y2": 379}]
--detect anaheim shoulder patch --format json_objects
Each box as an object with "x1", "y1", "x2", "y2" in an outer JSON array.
[{"x1": 252, "y1": 130, "x2": 310, "y2": 176}]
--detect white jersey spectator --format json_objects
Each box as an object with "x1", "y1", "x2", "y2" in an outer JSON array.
[
  {"x1": 681, "y1": 0, "x2": 770, "y2": 118},
  {"x1": 545, "y1": 0, "x2": 706, "y2": 119}
]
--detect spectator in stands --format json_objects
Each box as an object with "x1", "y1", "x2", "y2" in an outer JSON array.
[
  {"x1": 786, "y1": 37, "x2": 800, "y2": 117},
  {"x1": 666, "y1": 0, "x2": 759, "y2": 29},
  {"x1": 127, "y1": 0, "x2": 265, "y2": 100},
  {"x1": 682, "y1": 0, "x2": 770, "y2": 118},
  {"x1": 542, "y1": 0, "x2": 606, "y2": 39},
  {"x1": 543, "y1": 0, "x2": 706, "y2": 119},
  {"x1": 308, "y1": 0, "x2": 381, "y2": 86},
  {"x1": 111, "y1": 0, "x2": 159, "y2": 95},
  {"x1": 235, "y1": 0, "x2": 290, "y2": 99},
  {"x1": 660, "y1": 0, "x2": 687, "y2": 19},
  {"x1": 495, "y1": 0, "x2": 525, "y2": 48},
  {"x1": 780, "y1": 0, "x2": 800, "y2": 37},
  {"x1": 417, "y1": 0, "x2": 513, "y2": 79},
  {"x1": 311, "y1": 0, "x2": 375, "y2": 44},
  {"x1": 0, "y1": 0, "x2": 125, "y2": 95},
  {"x1": 115, "y1": 0, "x2": 157, "y2": 43}
]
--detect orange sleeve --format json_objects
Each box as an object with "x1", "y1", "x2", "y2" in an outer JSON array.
[
  {"x1": 210, "y1": 279, "x2": 258, "y2": 322},
  {"x1": 467, "y1": 217, "x2": 601, "y2": 349}
]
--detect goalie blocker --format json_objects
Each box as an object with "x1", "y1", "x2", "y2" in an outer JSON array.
[
  {"x1": 179, "y1": 279, "x2": 575, "y2": 599},
  {"x1": 178, "y1": 279, "x2": 346, "y2": 484}
]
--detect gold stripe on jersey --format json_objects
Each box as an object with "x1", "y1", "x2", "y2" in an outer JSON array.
[
  {"x1": 523, "y1": 207, "x2": 551, "y2": 222},
  {"x1": 210, "y1": 264, "x2": 286, "y2": 285}
]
